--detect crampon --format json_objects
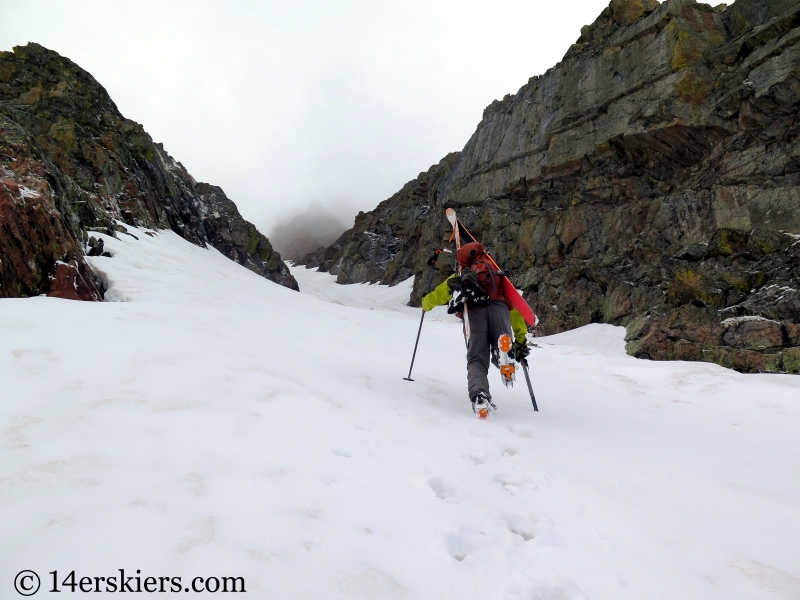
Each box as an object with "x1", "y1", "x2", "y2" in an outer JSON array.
[
  {"x1": 498, "y1": 333, "x2": 516, "y2": 388},
  {"x1": 471, "y1": 392, "x2": 496, "y2": 419}
]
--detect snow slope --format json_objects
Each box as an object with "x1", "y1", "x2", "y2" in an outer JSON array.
[{"x1": 2, "y1": 228, "x2": 799, "y2": 599}]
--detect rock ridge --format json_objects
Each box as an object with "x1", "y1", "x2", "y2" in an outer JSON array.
[
  {"x1": 299, "y1": 0, "x2": 800, "y2": 374},
  {"x1": 0, "y1": 43, "x2": 297, "y2": 300}
]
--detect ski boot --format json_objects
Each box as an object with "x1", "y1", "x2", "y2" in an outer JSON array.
[
  {"x1": 471, "y1": 392, "x2": 497, "y2": 419},
  {"x1": 498, "y1": 333, "x2": 516, "y2": 388}
]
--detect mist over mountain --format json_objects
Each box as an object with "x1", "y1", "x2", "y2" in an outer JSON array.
[{"x1": 269, "y1": 202, "x2": 355, "y2": 261}]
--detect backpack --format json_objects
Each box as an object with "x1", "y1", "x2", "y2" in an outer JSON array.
[
  {"x1": 468, "y1": 256, "x2": 505, "y2": 302},
  {"x1": 456, "y1": 242, "x2": 506, "y2": 306}
]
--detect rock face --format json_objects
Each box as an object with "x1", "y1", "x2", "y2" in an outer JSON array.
[
  {"x1": 0, "y1": 43, "x2": 297, "y2": 300},
  {"x1": 299, "y1": 0, "x2": 800, "y2": 373}
]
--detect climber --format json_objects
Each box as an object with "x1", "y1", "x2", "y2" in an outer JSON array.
[{"x1": 421, "y1": 241, "x2": 529, "y2": 415}]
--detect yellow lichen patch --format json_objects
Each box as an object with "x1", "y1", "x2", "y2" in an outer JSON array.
[
  {"x1": 669, "y1": 269, "x2": 715, "y2": 306},
  {"x1": 48, "y1": 81, "x2": 69, "y2": 98},
  {"x1": 714, "y1": 229, "x2": 735, "y2": 255},
  {"x1": 672, "y1": 30, "x2": 706, "y2": 71},
  {"x1": 0, "y1": 60, "x2": 16, "y2": 83},
  {"x1": 669, "y1": 7, "x2": 726, "y2": 72},
  {"x1": 585, "y1": 177, "x2": 605, "y2": 191},
  {"x1": 610, "y1": 0, "x2": 658, "y2": 26},
  {"x1": 723, "y1": 273, "x2": 750, "y2": 293},
  {"x1": 783, "y1": 348, "x2": 800, "y2": 374},
  {"x1": 675, "y1": 68, "x2": 714, "y2": 106},
  {"x1": 49, "y1": 119, "x2": 78, "y2": 154}
]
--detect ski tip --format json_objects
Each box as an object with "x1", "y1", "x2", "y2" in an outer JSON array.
[
  {"x1": 477, "y1": 407, "x2": 490, "y2": 419},
  {"x1": 445, "y1": 208, "x2": 456, "y2": 224}
]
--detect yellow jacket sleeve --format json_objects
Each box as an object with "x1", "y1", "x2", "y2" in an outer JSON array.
[
  {"x1": 421, "y1": 275, "x2": 456, "y2": 312},
  {"x1": 510, "y1": 308, "x2": 527, "y2": 346}
]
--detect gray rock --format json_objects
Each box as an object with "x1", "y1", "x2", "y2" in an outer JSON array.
[
  {"x1": 722, "y1": 316, "x2": 785, "y2": 350},
  {"x1": 307, "y1": 0, "x2": 800, "y2": 373},
  {"x1": 0, "y1": 43, "x2": 297, "y2": 298}
]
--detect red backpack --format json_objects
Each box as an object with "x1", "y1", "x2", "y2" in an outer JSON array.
[{"x1": 457, "y1": 242, "x2": 506, "y2": 305}]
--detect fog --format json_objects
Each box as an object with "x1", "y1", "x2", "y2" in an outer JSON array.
[
  {"x1": 1, "y1": 0, "x2": 726, "y2": 238},
  {"x1": 268, "y1": 201, "x2": 357, "y2": 261}
]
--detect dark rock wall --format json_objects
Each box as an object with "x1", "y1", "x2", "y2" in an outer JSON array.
[
  {"x1": 0, "y1": 43, "x2": 297, "y2": 299},
  {"x1": 299, "y1": 0, "x2": 800, "y2": 373}
]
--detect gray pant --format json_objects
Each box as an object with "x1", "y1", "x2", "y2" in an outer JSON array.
[{"x1": 466, "y1": 301, "x2": 513, "y2": 399}]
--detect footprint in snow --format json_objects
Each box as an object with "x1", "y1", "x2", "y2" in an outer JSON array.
[
  {"x1": 515, "y1": 427, "x2": 534, "y2": 438},
  {"x1": 464, "y1": 452, "x2": 488, "y2": 465},
  {"x1": 427, "y1": 477, "x2": 459, "y2": 502},
  {"x1": 495, "y1": 472, "x2": 536, "y2": 495},
  {"x1": 504, "y1": 512, "x2": 538, "y2": 541},
  {"x1": 445, "y1": 528, "x2": 483, "y2": 562},
  {"x1": 175, "y1": 516, "x2": 216, "y2": 555},
  {"x1": 331, "y1": 449, "x2": 352, "y2": 458}
]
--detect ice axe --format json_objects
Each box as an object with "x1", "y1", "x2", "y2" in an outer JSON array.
[{"x1": 426, "y1": 247, "x2": 452, "y2": 267}]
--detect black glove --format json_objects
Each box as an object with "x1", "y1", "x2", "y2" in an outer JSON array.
[
  {"x1": 513, "y1": 342, "x2": 530, "y2": 361},
  {"x1": 446, "y1": 292, "x2": 464, "y2": 315},
  {"x1": 460, "y1": 271, "x2": 490, "y2": 306}
]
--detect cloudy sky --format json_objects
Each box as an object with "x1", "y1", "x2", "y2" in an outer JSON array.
[{"x1": 2, "y1": 0, "x2": 723, "y2": 235}]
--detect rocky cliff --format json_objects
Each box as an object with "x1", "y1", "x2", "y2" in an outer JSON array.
[
  {"x1": 0, "y1": 43, "x2": 297, "y2": 300},
  {"x1": 300, "y1": 0, "x2": 800, "y2": 374}
]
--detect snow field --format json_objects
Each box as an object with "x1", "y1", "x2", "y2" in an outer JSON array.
[{"x1": 1, "y1": 227, "x2": 799, "y2": 599}]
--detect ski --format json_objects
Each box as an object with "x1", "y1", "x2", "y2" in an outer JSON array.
[
  {"x1": 445, "y1": 209, "x2": 537, "y2": 327},
  {"x1": 446, "y1": 208, "x2": 471, "y2": 342}
]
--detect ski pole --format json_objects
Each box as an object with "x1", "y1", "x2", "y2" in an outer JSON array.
[
  {"x1": 404, "y1": 310, "x2": 425, "y2": 381},
  {"x1": 521, "y1": 359, "x2": 539, "y2": 411}
]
